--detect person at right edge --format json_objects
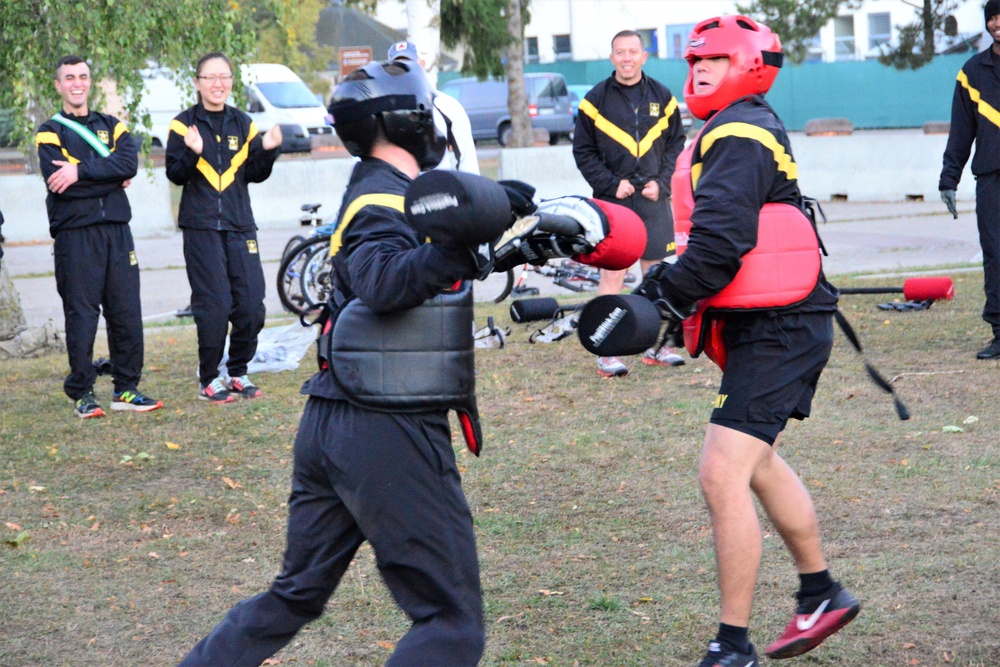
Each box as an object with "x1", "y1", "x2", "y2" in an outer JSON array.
[
  {"x1": 177, "y1": 60, "x2": 504, "y2": 666},
  {"x1": 573, "y1": 29, "x2": 687, "y2": 378},
  {"x1": 630, "y1": 17, "x2": 859, "y2": 666},
  {"x1": 939, "y1": 0, "x2": 1000, "y2": 360}
]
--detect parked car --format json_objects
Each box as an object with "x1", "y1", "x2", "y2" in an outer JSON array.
[
  {"x1": 439, "y1": 72, "x2": 574, "y2": 146},
  {"x1": 568, "y1": 83, "x2": 693, "y2": 132}
]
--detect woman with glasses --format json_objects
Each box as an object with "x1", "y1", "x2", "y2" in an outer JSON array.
[{"x1": 166, "y1": 52, "x2": 282, "y2": 404}]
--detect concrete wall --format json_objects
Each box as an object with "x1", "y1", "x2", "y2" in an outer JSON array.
[
  {"x1": 0, "y1": 129, "x2": 975, "y2": 244},
  {"x1": 0, "y1": 157, "x2": 357, "y2": 244},
  {"x1": 499, "y1": 129, "x2": 975, "y2": 204}
]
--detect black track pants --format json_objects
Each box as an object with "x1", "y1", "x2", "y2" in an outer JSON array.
[
  {"x1": 178, "y1": 398, "x2": 485, "y2": 666},
  {"x1": 182, "y1": 228, "x2": 266, "y2": 385},
  {"x1": 53, "y1": 223, "x2": 143, "y2": 399}
]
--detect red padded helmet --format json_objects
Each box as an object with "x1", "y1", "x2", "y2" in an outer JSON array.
[{"x1": 682, "y1": 15, "x2": 783, "y2": 120}]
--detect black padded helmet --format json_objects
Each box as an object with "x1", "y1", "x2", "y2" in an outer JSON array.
[{"x1": 329, "y1": 60, "x2": 446, "y2": 170}]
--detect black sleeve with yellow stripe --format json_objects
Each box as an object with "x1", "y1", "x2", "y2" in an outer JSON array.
[
  {"x1": 35, "y1": 113, "x2": 137, "y2": 200},
  {"x1": 330, "y1": 160, "x2": 477, "y2": 314},
  {"x1": 661, "y1": 96, "x2": 801, "y2": 307},
  {"x1": 164, "y1": 111, "x2": 200, "y2": 186},
  {"x1": 940, "y1": 49, "x2": 1000, "y2": 190}
]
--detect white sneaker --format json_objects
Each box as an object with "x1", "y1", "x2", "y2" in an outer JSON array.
[
  {"x1": 597, "y1": 356, "x2": 629, "y2": 378},
  {"x1": 642, "y1": 345, "x2": 685, "y2": 367}
]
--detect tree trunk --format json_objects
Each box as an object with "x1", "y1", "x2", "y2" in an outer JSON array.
[
  {"x1": 0, "y1": 260, "x2": 27, "y2": 340},
  {"x1": 505, "y1": 0, "x2": 533, "y2": 148}
]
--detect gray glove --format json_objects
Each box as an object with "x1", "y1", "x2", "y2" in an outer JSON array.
[{"x1": 940, "y1": 189, "x2": 957, "y2": 219}]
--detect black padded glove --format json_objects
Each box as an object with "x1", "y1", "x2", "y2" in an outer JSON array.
[
  {"x1": 498, "y1": 179, "x2": 538, "y2": 218},
  {"x1": 633, "y1": 262, "x2": 695, "y2": 324}
]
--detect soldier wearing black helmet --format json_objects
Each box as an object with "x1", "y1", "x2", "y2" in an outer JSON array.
[{"x1": 177, "y1": 60, "x2": 491, "y2": 667}]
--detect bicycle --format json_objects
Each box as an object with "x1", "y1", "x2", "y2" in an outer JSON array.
[
  {"x1": 509, "y1": 258, "x2": 636, "y2": 297},
  {"x1": 276, "y1": 203, "x2": 516, "y2": 316}
]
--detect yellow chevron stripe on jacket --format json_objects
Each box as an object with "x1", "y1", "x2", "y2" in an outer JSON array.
[
  {"x1": 579, "y1": 96, "x2": 679, "y2": 158},
  {"x1": 168, "y1": 119, "x2": 259, "y2": 192},
  {"x1": 35, "y1": 131, "x2": 81, "y2": 165},
  {"x1": 111, "y1": 121, "x2": 127, "y2": 151},
  {"x1": 691, "y1": 122, "x2": 798, "y2": 190},
  {"x1": 328, "y1": 194, "x2": 407, "y2": 257},
  {"x1": 957, "y1": 70, "x2": 1000, "y2": 129}
]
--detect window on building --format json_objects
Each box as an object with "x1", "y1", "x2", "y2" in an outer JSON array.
[
  {"x1": 834, "y1": 15, "x2": 856, "y2": 60},
  {"x1": 803, "y1": 31, "x2": 823, "y2": 63},
  {"x1": 665, "y1": 23, "x2": 696, "y2": 59},
  {"x1": 637, "y1": 28, "x2": 658, "y2": 57},
  {"x1": 526, "y1": 36, "x2": 539, "y2": 64},
  {"x1": 868, "y1": 12, "x2": 892, "y2": 52},
  {"x1": 553, "y1": 34, "x2": 572, "y2": 60}
]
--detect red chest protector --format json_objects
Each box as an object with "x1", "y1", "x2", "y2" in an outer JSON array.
[{"x1": 671, "y1": 133, "x2": 822, "y2": 370}]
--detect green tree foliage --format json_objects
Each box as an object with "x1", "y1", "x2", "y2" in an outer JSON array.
[
  {"x1": 441, "y1": 0, "x2": 529, "y2": 79},
  {"x1": 247, "y1": 0, "x2": 334, "y2": 92},
  {"x1": 0, "y1": 0, "x2": 258, "y2": 156},
  {"x1": 736, "y1": 0, "x2": 861, "y2": 64},
  {"x1": 441, "y1": 0, "x2": 534, "y2": 146},
  {"x1": 878, "y1": 0, "x2": 960, "y2": 70}
]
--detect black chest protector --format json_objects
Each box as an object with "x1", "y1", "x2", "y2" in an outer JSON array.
[{"x1": 320, "y1": 282, "x2": 483, "y2": 455}]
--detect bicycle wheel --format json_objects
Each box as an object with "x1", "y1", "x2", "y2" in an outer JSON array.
[
  {"x1": 298, "y1": 241, "x2": 337, "y2": 311},
  {"x1": 282, "y1": 234, "x2": 307, "y2": 262},
  {"x1": 474, "y1": 268, "x2": 514, "y2": 303},
  {"x1": 276, "y1": 235, "x2": 330, "y2": 315}
]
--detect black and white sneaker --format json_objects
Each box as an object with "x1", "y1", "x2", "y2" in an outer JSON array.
[{"x1": 697, "y1": 641, "x2": 758, "y2": 667}]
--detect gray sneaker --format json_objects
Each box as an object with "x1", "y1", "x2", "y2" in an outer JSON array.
[
  {"x1": 642, "y1": 345, "x2": 686, "y2": 367},
  {"x1": 597, "y1": 356, "x2": 628, "y2": 378}
]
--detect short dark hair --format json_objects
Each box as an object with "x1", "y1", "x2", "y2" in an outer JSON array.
[
  {"x1": 611, "y1": 30, "x2": 642, "y2": 48},
  {"x1": 55, "y1": 55, "x2": 87, "y2": 78}
]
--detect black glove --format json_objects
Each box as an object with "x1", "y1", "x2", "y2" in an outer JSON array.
[
  {"x1": 470, "y1": 241, "x2": 496, "y2": 281},
  {"x1": 633, "y1": 262, "x2": 695, "y2": 323},
  {"x1": 940, "y1": 189, "x2": 957, "y2": 219},
  {"x1": 498, "y1": 179, "x2": 538, "y2": 218}
]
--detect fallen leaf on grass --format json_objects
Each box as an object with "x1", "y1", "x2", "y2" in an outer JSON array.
[
  {"x1": 378, "y1": 641, "x2": 395, "y2": 650},
  {"x1": 538, "y1": 589, "x2": 564, "y2": 596},
  {"x1": 5, "y1": 522, "x2": 21, "y2": 531},
  {"x1": 166, "y1": 442, "x2": 180, "y2": 450},
  {"x1": 222, "y1": 477, "x2": 242, "y2": 489},
  {"x1": 5, "y1": 531, "x2": 29, "y2": 547},
  {"x1": 942, "y1": 425, "x2": 963, "y2": 433},
  {"x1": 28, "y1": 485, "x2": 45, "y2": 493}
]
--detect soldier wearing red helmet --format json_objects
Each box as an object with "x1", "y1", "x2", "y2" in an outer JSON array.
[{"x1": 632, "y1": 15, "x2": 859, "y2": 666}]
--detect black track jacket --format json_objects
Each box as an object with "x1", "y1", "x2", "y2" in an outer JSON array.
[
  {"x1": 660, "y1": 96, "x2": 837, "y2": 313},
  {"x1": 573, "y1": 72, "x2": 685, "y2": 200},
  {"x1": 166, "y1": 104, "x2": 280, "y2": 231},
  {"x1": 35, "y1": 111, "x2": 137, "y2": 238},
  {"x1": 940, "y1": 47, "x2": 1000, "y2": 190}
]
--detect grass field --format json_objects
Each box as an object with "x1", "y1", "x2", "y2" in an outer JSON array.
[{"x1": 1, "y1": 272, "x2": 998, "y2": 667}]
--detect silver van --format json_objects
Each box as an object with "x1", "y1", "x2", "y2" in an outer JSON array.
[{"x1": 439, "y1": 72, "x2": 574, "y2": 146}]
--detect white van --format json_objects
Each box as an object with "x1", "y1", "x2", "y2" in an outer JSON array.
[
  {"x1": 135, "y1": 63, "x2": 331, "y2": 153},
  {"x1": 241, "y1": 63, "x2": 332, "y2": 153}
]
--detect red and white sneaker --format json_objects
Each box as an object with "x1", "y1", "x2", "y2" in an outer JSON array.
[
  {"x1": 228, "y1": 375, "x2": 263, "y2": 399},
  {"x1": 765, "y1": 583, "x2": 861, "y2": 659}
]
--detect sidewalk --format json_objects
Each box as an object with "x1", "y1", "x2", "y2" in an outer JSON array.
[{"x1": 1, "y1": 198, "x2": 981, "y2": 331}]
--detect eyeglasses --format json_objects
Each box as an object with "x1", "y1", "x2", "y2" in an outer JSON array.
[{"x1": 197, "y1": 74, "x2": 233, "y2": 83}]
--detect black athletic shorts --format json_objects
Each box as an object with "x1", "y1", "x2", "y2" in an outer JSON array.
[
  {"x1": 710, "y1": 311, "x2": 834, "y2": 445},
  {"x1": 600, "y1": 192, "x2": 674, "y2": 261}
]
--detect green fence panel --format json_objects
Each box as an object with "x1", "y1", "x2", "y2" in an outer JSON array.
[{"x1": 442, "y1": 53, "x2": 971, "y2": 132}]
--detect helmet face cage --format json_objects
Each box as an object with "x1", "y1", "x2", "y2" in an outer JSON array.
[
  {"x1": 330, "y1": 61, "x2": 446, "y2": 169},
  {"x1": 682, "y1": 15, "x2": 782, "y2": 120}
]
